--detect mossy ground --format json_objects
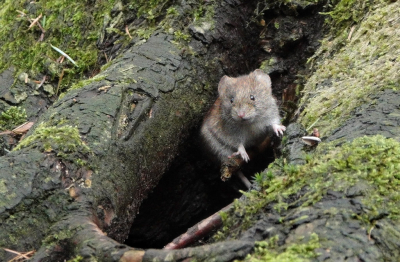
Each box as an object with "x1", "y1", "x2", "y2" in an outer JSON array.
[
  {"x1": 299, "y1": 0, "x2": 398, "y2": 135},
  {"x1": 216, "y1": 135, "x2": 400, "y2": 259},
  {"x1": 0, "y1": 0, "x2": 115, "y2": 92},
  {"x1": 0, "y1": 106, "x2": 27, "y2": 131}
]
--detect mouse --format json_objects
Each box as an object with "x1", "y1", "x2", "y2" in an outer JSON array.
[{"x1": 201, "y1": 69, "x2": 286, "y2": 181}]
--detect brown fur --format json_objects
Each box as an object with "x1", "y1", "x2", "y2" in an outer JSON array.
[{"x1": 201, "y1": 69, "x2": 284, "y2": 167}]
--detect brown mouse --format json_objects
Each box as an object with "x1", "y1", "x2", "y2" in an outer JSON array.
[{"x1": 201, "y1": 69, "x2": 285, "y2": 178}]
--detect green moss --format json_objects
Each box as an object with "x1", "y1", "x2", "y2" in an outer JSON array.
[
  {"x1": 300, "y1": 1, "x2": 400, "y2": 135},
  {"x1": 163, "y1": 0, "x2": 217, "y2": 47},
  {"x1": 192, "y1": 1, "x2": 216, "y2": 28},
  {"x1": 136, "y1": 28, "x2": 155, "y2": 40},
  {"x1": 238, "y1": 233, "x2": 320, "y2": 262},
  {"x1": 217, "y1": 135, "x2": 400, "y2": 239},
  {"x1": 13, "y1": 122, "x2": 91, "y2": 164},
  {"x1": 69, "y1": 75, "x2": 106, "y2": 91},
  {"x1": 43, "y1": 228, "x2": 75, "y2": 246},
  {"x1": 128, "y1": 0, "x2": 171, "y2": 22},
  {"x1": 322, "y1": 0, "x2": 388, "y2": 35},
  {"x1": 0, "y1": 180, "x2": 7, "y2": 194},
  {"x1": 173, "y1": 30, "x2": 191, "y2": 42},
  {"x1": 0, "y1": 0, "x2": 116, "y2": 92},
  {"x1": 166, "y1": 6, "x2": 179, "y2": 17},
  {"x1": 67, "y1": 256, "x2": 83, "y2": 262},
  {"x1": 0, "y1": 106, "x2": 27, "y2": 131}
]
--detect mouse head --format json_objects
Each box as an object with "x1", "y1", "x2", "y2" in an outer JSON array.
[{"x1": 218, "y1": 69, "x2": 273, "y2": 122}]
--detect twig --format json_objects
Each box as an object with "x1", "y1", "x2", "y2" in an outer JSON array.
[
  {"x1": 28, "y1": 13, "x2": 42, "y2": 29},
  {"x1": 4, "y1": 248, "x2": 35, "y2": 262},
  {"x1": 163, "y1": 204, "x2": 233, "y2": 249},
  {"x1": 237, "y1": 170, "x2": 251, "y2": 189},
  {"x1": 17, "y1": 10, "x2": 46, "y2": 41},
  {"x1": 16, "y1": 10, "x2": 26, "y2": 17},
  {"x1": 368, "y1": 225, "x2": 374, "y2": 240},
  {"x1": 306, "y1": 117, "x2": 320, "y2": 131},
  {"x1": 50, "y1": 44, "x2": 79, "y2": 67},
  {"x1": 347, "y1": 25, "x2": 356, "y2": 41},
  {"x1": 104, "y1": 52, "x2": 109, "y2": 63},
  {"x1": 56, "y1": 68, "x2": 65, "y2": 95},
  {"x1": 125, "y1": 25, "x2": 132, "y2": 39},
  {"x1": 36, "y1": 75, "x2": 47, "y2": 88}
]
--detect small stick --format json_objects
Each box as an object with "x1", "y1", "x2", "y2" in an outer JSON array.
[
  {"x1": 50, "y1": 44, "x2": 78, "y2": 67},
  {"x1": 125, "y1": 25, "x2": 132, "y2": 39},
  {"x1": 368, "y1": 225, "x2": 374, "y2": 240},
  {"x1": 4, "y1": 248, "x2": 35, "y2": 261},
  {"x1": 16, "y1": 10, "x2": 27, "y2": 17},
  {"x1": 104, "y1": 52, "x2": 109, "y2": 63},
  {"x1": 163, "y1": 204, "x2": 233, "y2": 250},
  {"x1": 237, "y1": 170, "x2": 251, "y2": 189},
  {"x1": 56, "y1": 68, "x2": 65, "y2": 95},
  {"x1": 347, "y1": 25, "x2": 355, "y2": 41},
  {"x1": 28, "y1": 13, "x2": 42, "y2": 29},
  {"x1": 36, "y1": 75, "x2": 47, "y2": 88}
]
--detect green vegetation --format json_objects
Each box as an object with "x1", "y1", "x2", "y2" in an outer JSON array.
[
  {"x1": 0, "y1": 106, "x2": 27, "y2": 131},
  {"x1": 238, "y1": 233, "x2": 320, "y2": 262},
  {"x1": 0, "y1": 0, "x2": 116, "y2": 92},
  {"x1": 13, "y1": 121, "x2": 91, "y2": 164},
  {"x1": 216, "y1": 135, "x2": 400, "y2": 242},
  {"x1": 323, "y1": 0, "x2": 388, "y2": 34},
  {"x1": 43, "y1": 227, "x2": 78, "y2": 252},
  {"x1": 66, "y1": 256, "x2": 83, "y2": 262},
  {"x1": 128, "y1": 0, "x2": 171, "y2": 22},
  {"x1": 300, "y1": 1, "x2": 398, "y2": 135},
  {"x1": 191, "y1": 2, "x2": 216, "y2": 27},
  {"x1": 173, "y1": 30, "x2": 191, "y2": 42},
  {"x1": 126, "y1": 0, "x2": 216, "y2": 42},
  {"x1": 69, "y1": 75, "x2": 106, "y2": 91}
]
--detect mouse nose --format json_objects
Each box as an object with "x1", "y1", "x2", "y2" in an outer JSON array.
[{"x1": 238, "y1": 111, "x2": 245, "y2": 118}]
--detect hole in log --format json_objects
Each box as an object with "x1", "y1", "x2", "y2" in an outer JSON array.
[
  {"x1": 124, "y1": 127, "x2": 276, "y2": 249},
  {"x1": 124, "y1": 1, "x2": 325, "y2": 249}
]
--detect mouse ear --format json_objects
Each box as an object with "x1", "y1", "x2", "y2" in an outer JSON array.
[
  {"x1": 218, "y1": 75, "x2": 233, "y2": 95},
  {"x1": 253, "y1": 69, "x2": 272, "y2": 90}
]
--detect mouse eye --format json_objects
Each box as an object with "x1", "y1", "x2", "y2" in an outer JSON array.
[
  {"x1": 250, "y1": 95, "x2": 255, "y2": 101},
  {"x1": 230, "y1": 97, "x2": 234, "y2": 103}
]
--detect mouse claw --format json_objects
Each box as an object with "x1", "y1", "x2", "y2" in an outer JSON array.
[
  {"x1": 230, "y1": 144, "x2": 250, "y2": 162},
  {"x1": 273, "y1": 124, "x2": 286, "y2": 137}
]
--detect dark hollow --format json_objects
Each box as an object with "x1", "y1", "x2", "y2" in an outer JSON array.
[{"x1": 124, "y1": 0, "x2": 325, "y2": 249}]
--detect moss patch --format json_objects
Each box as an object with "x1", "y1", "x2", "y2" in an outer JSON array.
[
  {"x1": 299, "y1": 1, "x2": 399, "y2": 135},
  {"x1": 13, "y1": 122, "x2": 90, "y2": 164},
  {"x1": 216, "y1": 135, "x2": 400, "y2": 240},
  {"x1": 0, "y1": 0, "x2": 115, "y2": 91},
  {"x1": 238, "y1": 233, "x2": 320, "y2": 262},
  {"x1": 0, "y1": 106, "x2": 27, "y2": 131},
  {"x1": 323, "y1": 0, "x2": 387, "y2": 35}
]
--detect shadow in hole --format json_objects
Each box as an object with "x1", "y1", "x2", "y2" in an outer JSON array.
[{"x1": 124, "y1": 127, "x2": 275, "y2": 249}]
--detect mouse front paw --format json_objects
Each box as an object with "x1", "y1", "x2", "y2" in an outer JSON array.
[
  {"x1": 229, "y1": 144, "x2": 250, "y2": 162},
  {"x1": 272, "y1": 124, "x2": 286, "y2": 137}
]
